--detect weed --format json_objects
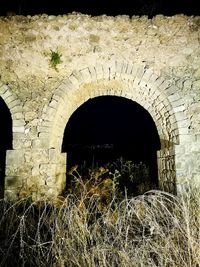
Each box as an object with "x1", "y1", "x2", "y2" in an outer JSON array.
[
  {"x1": 49, "y1": 50, "x2": 62, "y2": 71},
  {"x1": 66, "y1": 159, "x2": 154, "y2": 203},
  {"x1": 0, "y1": 162, "x2": 199, "y2": 266}
]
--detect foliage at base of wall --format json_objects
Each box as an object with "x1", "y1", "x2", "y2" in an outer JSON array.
[{"x1": 0, "y1": 184, "x2": 199, "y2": 266}]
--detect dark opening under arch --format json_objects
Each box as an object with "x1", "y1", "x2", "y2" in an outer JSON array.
[
  {"x1": 0, "y1": 97, "x2": 12, "y2": 198},
  {"x1": 62, "y1": 96, "x2": 161, "y2": 195}
]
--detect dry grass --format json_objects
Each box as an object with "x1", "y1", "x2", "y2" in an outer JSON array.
[{"x1": 0, "y1": 186, "x2": 199, "y2": 267}]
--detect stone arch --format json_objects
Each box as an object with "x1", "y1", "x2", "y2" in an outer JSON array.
[
  {"x1": 0, "y1": 82, "x2": 25, "y2": 199},
  {"x1": 38, "y1": 61, "x2": 188, "y2": 194},
  {"x1": 0, "y1": 82, "x2": 25, "y2": 144}
]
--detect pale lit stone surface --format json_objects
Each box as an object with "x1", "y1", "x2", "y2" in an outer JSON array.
[{"x1": 0, "y1": 14, "x2": 199, "y2": 199}]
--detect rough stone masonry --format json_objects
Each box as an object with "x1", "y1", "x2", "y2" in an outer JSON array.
[{"x1": 0, "y1": 13, "x2": 200, "y2": 200}]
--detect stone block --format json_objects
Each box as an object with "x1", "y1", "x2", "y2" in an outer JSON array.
[
  {"x1": 40, "y1": 120, "x2": 52, "y2": 127},
  {"x1": 62, "y1": 78, "x2": 74, "y2": 90},
  {"x1": 148, "y1": 73, "x2": 159, "y2": 83},
  {"x1": 52, "y1": 91, "x2": 65, "y2": 104},
  {"x1": 24, "y1": 150, "x2": 32, "y2": 163},
  {"x1": 173, "y1": 105, "x2": 185, "y2": 112},
  {"x1": 32, "y1": 165, "x2": 40, "y2": 176},
  {"x1": 13, "y1": 119, "x2": 25, "y2": 127},
  {"x1": 6, "y1": 150, "x2": 25, "y2": 166},
  {"x1": 37, "y1": 126, "x2": 50, "y2": 133},
  {"x1": 49, "y1": 99, "x2": 58, "y2": 109},
  {"x1": 46, "y1": 188, "x2": 56, "y2": 197},
  {"x1": 164, "y1": 85, "x2": 177, "y2": 96},
  {"x1": 171, "y1": 97, "x2": 185, "y2": 107},
  {"x1": 11, "y1": 105, "x2": 23, "y2": 113},
  {"x1": 13, "y1": 139, "x2": 25, "y2": 149},
  {"x1": 33, "y1": 149, "x2": 49, "y2": 164},
  {"x1": 55, "y1": 172, "x2": 66, "y2": 191},
  {"x1": 179, "y1": 134, "x2": 190, "y2": 143},
  {"x1": 159, "y1": 80, "x2": 171, "y2": 91},
  {"x1": 0, "y1": 84, "x2": 8, "y2": 95},
  {"x1": 109, "y1": 68, "x2": 116, "y2": 80},
  {"x1": 168, "y1": 93, "x2": 181, "y2": 103},
  {"x1": 133, "y1": 64, "x2": 145, "y2": 86},
  {"x1": 102, "y1": 64, "x2": 110, "y2": 80},
  {"x1": 12, "y1": 112, "x2": 24, "y2": 120},
  {"x1": 3, "y1": 94, "x2": 17, "y2": 105},
  {"x1": 156, "y1": 101, "x2": 165, "y2": 111},
  {"x1": 179, "y1": 127, "x2": 189, "y2": 135},
  {"x1": 46, "y1": 177, "x2": 56, "y2": 187},
  {"x1": 126, "y1": 62, "x2": 134, "y2": 75},
  {"x1": 192, "y1": 80, "x2": 200, "y2": 91},
  {"x1": 13, "y1": 126, "x2": 25, "y2": 133},
  {"x1": 140, "y1": 68, "x2": 154, "y2": 83},
  {"x1": 1, "y1": 89, "x2": 12, "y2": 100},
  {"x1": 95, "y1": 63, "x2": 104, "y2": 80},
  {"x1": 115, "y1": 61, "x2": 123, "y2": 76},
  {"x1": 175, "y1": 111, "x2": 186, "y2": 121},
  {"x1": 88, "y1": 66, "x2": 97, "y2": 82},
  {"x1": 68, "y1": 73, "x2": 80, "y2": 87},
  {"x1": 5, "y1": 176, "x2": 22, "y2": 189},
  {"x1": 48, "y1": 148, "x2": 65, "y2": 163},
  {"x1": 32, "y1": 138, "x2": 49, "y2": 149},
  {"x1": 4, "y1": 189, "x2": 18, "y2": 201},
  {"x1": 195, "y1": 134, "x2": 200, "y2": 142},
  {"x1": 80, "y1": 68, "x2": 91, "y2": 83},
  {"x1": 56, "y1": 164, "x2": 66, "y2": 174},
  {"x1": 154, "y1": 77, "x2": 165, "y2": 87},
  {"x1": 45, "y1": 106, "x2": 56, "y2": 117},
  {"x1": 13, "y1": 132, "x2": 25, "y2": 141},
  {"x1": 39, "y1": 163, "x2": 56, "y2": 176}
]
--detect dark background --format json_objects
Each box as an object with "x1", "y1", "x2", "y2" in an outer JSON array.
[
  {"x1": 62, "y1": 96, "x2": 160, "y2": 187},
  {"x1": 0, "y1": 0, "x2": 199, "y2": 17}
]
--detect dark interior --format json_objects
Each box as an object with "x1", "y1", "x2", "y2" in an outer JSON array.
[{"x1": 62, "y1": 96, "x2": 161, "y2": 192}]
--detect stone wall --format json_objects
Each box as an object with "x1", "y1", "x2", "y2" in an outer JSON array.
[{"x1": 0, "y1": 13, "x2": 200, "y2": 200}]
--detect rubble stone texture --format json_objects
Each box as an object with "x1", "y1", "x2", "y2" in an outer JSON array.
[{"x1": 0, "y1": 13, "x2": 200, "y2": 200}]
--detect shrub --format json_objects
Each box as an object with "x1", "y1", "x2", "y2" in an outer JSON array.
[
  {"x1": 106, "y1": 157, "x2": 155, "y2": 196},
  {"x1": 0, "y1": 187, "x2": 199, "y2": 266},
  {"x1": 66, "y1": 158, "x2": 155, "y2": 203}
]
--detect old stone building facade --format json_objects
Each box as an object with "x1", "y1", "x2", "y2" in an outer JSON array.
[{"x1": 0, "y1": 13, "x2": 200, "y2": 200}]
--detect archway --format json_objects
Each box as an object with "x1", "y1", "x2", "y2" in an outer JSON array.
[
  {"x1": 37, "y1": 61, "x2": 188, "y2": 198},
  {"x1": 62, "y1": 96, "x2": 161, "y2": 195},
  {"x1": 0, "y1": 97, "x2": 12, "y2": 198}
]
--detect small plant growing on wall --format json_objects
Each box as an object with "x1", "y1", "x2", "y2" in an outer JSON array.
[{"x1": 49, "y1": 49, "x2": 62, "y2": 71}]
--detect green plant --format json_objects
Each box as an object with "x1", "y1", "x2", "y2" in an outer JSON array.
[
  {"x1": 49, "y1": 49, "x2": 62, "y2": 70},
  {"x1": 106, "y1": 158, "x2": 153, "y2": 197}
]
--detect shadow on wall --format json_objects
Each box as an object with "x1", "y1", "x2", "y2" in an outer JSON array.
[
  {"x1": 158, "y1": 139, "x2": 177, "y2": 194},
  {"x1": 0, "y1": 97, "x2": 12, "y2": 198},
  {"x1": 62, "y1": 96, "x2": 161, "y2": 192}
]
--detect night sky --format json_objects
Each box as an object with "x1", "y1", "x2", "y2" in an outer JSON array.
[{"x1": 0, "y1": 0, "x2": 199, "y2": 17}]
